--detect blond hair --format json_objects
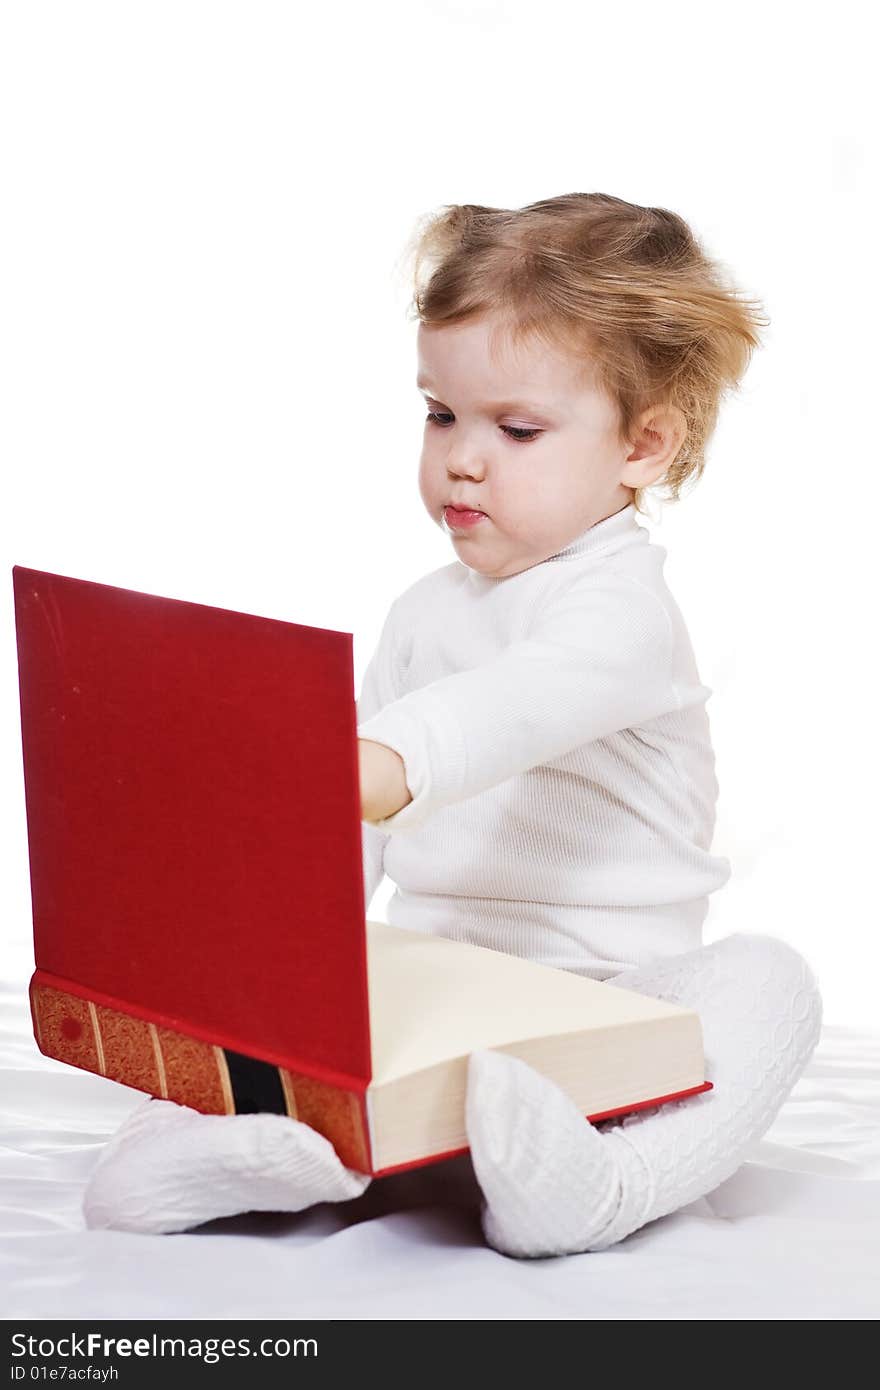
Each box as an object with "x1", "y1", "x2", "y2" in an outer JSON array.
[{"x1": 401, "y1": 192, "x2": 768, "y2": 515}]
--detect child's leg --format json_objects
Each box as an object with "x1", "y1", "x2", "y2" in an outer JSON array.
[
  {"x1": 465, "y1": 932, "x2": 823, "y2": 1258},
  {"x1": 83, "y1": 1097, "x2": 370, "y2": 1234}
]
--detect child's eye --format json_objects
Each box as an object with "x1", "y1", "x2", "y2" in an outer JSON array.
[
  {"x1": 502, "y1": 425, "x2": 541, "y2": 442},
  {"x1": 425, "y1": 412, "x2": 541, "y2": 443}
]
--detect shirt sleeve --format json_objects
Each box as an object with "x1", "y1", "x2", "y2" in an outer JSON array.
[
  {"x1": 356, "y1": 575, "x2": 677, "y2": 836},
  {"x1": 355, "y1": 600, "x2": 401, "y2": 909}
]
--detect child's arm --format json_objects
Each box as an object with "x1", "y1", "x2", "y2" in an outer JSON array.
[{"x1": 356, "y1": 575, "x2": 676, "y2": 836}]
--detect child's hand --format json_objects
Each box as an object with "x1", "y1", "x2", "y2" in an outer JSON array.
[{"x1": 358, "y1": 738, "x2": 412, "y2": 824}]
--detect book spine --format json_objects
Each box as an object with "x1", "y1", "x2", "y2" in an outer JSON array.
[{"x1": 29, "y1": 974, "x2": 372, "y2": 1174}]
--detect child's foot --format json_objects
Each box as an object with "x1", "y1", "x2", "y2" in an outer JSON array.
[
  {"x1": 465, "y1": 1049, "x2": 650, "y2": 1257},
  {"x1": 83, "y1": 1096, "x2": 371, "y2": 1234}
]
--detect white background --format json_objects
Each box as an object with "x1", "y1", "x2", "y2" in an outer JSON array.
[{"x1": 1, "y1": 2, "x2": 875, "y2": 1025}]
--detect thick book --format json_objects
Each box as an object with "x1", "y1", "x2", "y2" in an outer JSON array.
[{"x1": 13, "y1": 565, "x2": 711, "y2": 1178}]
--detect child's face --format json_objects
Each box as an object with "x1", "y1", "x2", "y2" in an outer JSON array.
[{"x1": 417, "y1": 314, "x2": 635, "y2": 578}]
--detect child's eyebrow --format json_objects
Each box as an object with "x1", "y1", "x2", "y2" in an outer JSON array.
[{"x1": 417, "y1": 380, "x2": 556, "y2": 414}]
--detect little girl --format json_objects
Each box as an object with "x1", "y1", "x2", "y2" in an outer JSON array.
[{"x1": 83, "y1": 192, "x2": 822, "y2": 1257}]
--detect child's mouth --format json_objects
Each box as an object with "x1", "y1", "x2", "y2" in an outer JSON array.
[{"x1": 444, "y1": 505, "x2": 487, "y2": 530}]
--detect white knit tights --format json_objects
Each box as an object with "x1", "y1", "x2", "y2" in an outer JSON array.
[
  {"x1": 464, "y1": 931, "x2": 824, "y2": 1257},
  {"x1": 83, "y1": 931, "x2": 823, "y2": 1255}
]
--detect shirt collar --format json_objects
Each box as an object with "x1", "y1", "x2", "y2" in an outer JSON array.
[{"x1": 546, "y1": 501, "x2": 642, "y2": 561}]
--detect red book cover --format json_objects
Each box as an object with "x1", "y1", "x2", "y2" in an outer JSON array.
[{"x1": 13, "y1": 565, "x2": 375, "y2": 1168}]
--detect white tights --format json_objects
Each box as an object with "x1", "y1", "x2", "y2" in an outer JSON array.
[
  {"x1": 466, "y1": 931, "x2": 824, "y2": 1256},
  {"x1": 83, "y1": 932, "x2": 823, "y2": 1254}
]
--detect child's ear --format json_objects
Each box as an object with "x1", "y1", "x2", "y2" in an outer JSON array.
[{"x1": 619, "y1": 405, "x2": 687, "y2": 488}]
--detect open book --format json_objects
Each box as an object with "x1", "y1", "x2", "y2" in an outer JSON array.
[
  {"x1": 14, "y1": 565, "x2": 710, "y2": 1178},
  {"x1": 365, "y1": 921, "x2": 707, "y2": 1171}
]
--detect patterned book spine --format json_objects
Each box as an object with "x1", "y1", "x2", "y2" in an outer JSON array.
[{"x1": 29, "y1": 975, "x2": 372, "y2": 1173}]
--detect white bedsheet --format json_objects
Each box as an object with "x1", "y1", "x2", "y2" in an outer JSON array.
[{"x1": 2, "y1": 938, "x2": 878, "y2": 1321}]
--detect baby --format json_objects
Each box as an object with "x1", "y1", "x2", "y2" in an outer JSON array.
[{"x1": 83, "y1": 192, "x2": 823, "y2": 1257}]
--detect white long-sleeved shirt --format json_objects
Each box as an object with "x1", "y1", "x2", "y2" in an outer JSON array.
[{"x1": 356, "y1": 501, "x2": 731, "y2": 980}]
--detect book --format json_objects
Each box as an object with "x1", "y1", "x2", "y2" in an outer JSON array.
[{"x1": 13, "y1": 564, "x2": 711, "y2": 1178}]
